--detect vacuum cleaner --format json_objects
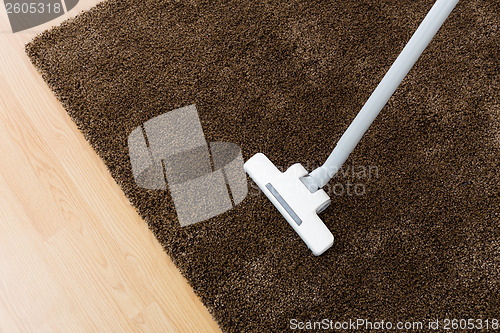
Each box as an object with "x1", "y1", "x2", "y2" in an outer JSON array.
[{"x1": 244, "y1": 0, "x2": 460, "y2": 255}]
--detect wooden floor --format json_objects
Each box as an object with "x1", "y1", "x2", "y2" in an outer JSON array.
[{"x1": 0, "y1": 2, "x2": 220, "y2": 332}]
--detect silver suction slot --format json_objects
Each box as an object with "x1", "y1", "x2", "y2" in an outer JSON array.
[{"x1": 265, "y1": 183, "x2": 302, "y2": 226}]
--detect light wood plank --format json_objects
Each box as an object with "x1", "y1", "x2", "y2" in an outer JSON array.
[{"x1": 0, "y1": 1, "x2": 221, "y2": 332}]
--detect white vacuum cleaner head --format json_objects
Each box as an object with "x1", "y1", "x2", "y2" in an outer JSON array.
[
  {"x1": 244, "y1": 153, "x2": 334, "y2": 256},
  {"x1": 243, "y1": 0, "x2": 458, "y2": 255}
]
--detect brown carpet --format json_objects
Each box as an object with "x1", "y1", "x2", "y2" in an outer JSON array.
[{"x1": 26, "y1": 0, "x2": 499, "y2": 331}]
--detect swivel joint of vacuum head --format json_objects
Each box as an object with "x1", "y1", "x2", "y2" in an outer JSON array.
[{"x1": 244, "y1": 153, "x2": 334, "y2": 256}]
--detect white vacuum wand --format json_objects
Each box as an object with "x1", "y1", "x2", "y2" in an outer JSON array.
[{"x1": 245, "y1": 0, "x2": 459, "y2": 255}]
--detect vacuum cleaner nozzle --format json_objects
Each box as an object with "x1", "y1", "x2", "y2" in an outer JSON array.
[
  {"x1": 243, "y1": 0, "x2": 459, "y2": 256},
  {"x1": 244, "y1": 153, "x2": 334, "y2": 255}
]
